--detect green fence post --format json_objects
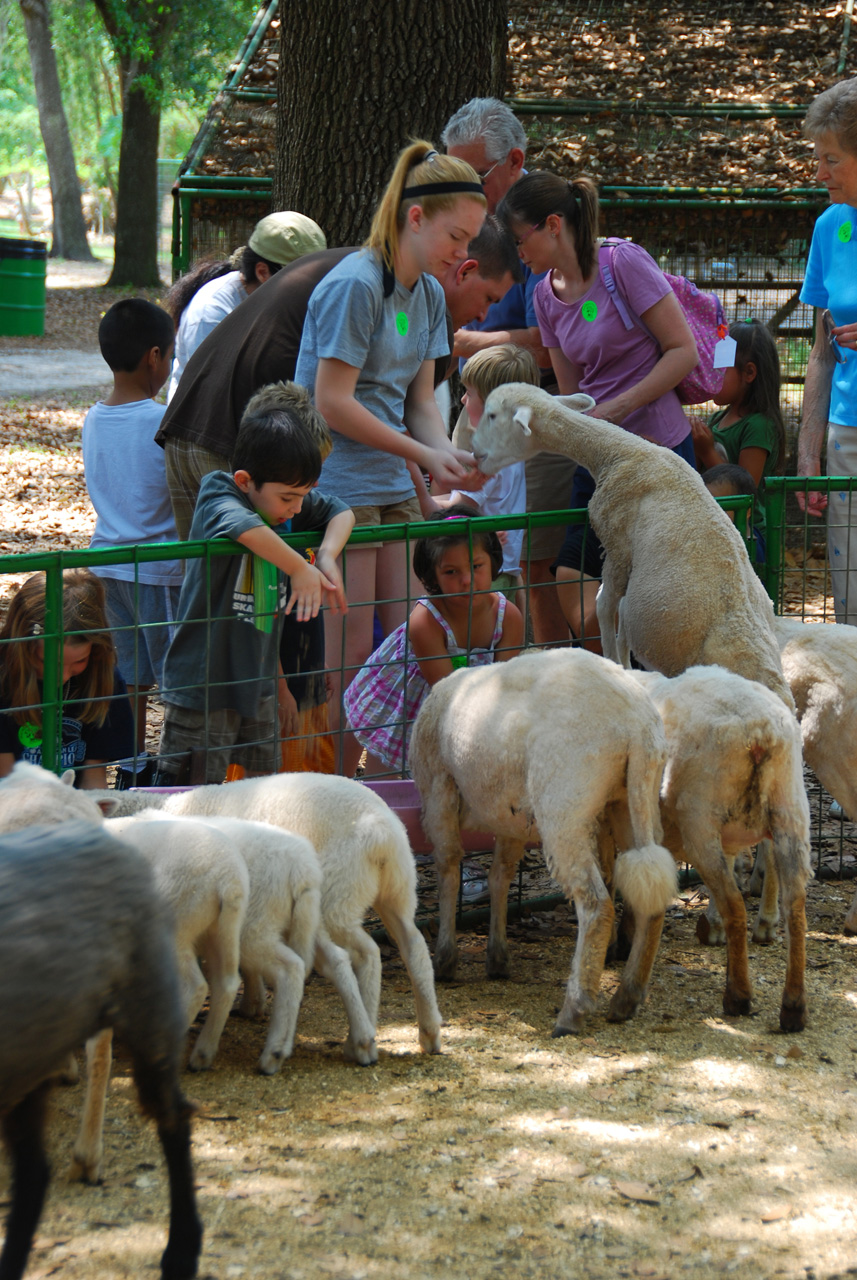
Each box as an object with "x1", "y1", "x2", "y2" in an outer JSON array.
[
  {"x1": 764, "y1": 478, "x2": 785, "y2": 611},
  {"x1": 40, "y1": 563, "x2": 63, "y2": 773}
]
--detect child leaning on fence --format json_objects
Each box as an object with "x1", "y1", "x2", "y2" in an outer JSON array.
[
  {"x1": 428, "y1": 342, "x2": 540, "y2": 607},
  {"x1": 82, "y1": 297, "x2": 183, "y2": 788},
  {"x1": 155, "y1": 382, "x2": 354, "y2": 786},
  {"x1": 343, "y1": 506, "x2": 523, "y2": 778},
  {"x1": 0, "y1": 569, "x2": 134, "y2": 789}
]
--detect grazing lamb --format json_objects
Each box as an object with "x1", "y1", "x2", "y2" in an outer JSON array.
[
  {"x1": 108, "y1": 812, "x2": 322, "y2": 1073},
  {"x1": 631, "y1": 666, "x2": 812, "y2": 1032},
  {"x1": 409, "y1": 648, "x2": 677, "y2": 1035},
  {"x1": 96, "y1": 773, "x2": 442, "y2": 1065},
  {"x1": 470, "y1": 384, "x2": 793, "y2": 707},
  {"x1": 0, "y1": 822, "x2": 202, "y2": 1280}
]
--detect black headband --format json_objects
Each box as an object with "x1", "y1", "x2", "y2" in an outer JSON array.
[{"x1": 401, "y1": 182, "x2": 484, "y2": 198}]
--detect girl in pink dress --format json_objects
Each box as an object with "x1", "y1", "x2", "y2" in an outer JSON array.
[{"x1": 343, "y1": 509, "x2": 523, "y2": 776}]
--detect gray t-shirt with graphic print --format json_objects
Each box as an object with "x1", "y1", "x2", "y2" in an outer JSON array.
[{"x1": 161, "y1": 470, "x2": 347, "y2": 717}]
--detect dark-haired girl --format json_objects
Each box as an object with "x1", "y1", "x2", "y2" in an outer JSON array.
[
  {"x1": 343, "y1": 509, "x2": 523, "y2": 776},
  {"x1": 498, "y1": 171, "x2": 698, "y2": 647}
]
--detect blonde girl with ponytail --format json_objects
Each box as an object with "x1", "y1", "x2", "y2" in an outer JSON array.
[{"x1": 295, "y1": 139, "x2": 487, "y2": 773}]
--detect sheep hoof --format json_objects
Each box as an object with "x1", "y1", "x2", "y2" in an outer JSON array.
[
  {"x1": 696, "y1": 915, "x2": 725, "y2": 947},
  {"x1": 343, "y1": 1037, "x2": 378, "y2": 1066},
  {"x1": 752, "y1": 921, "x2": 777, "y2": 946},
  {"x1": 606, "y1": 988, "x2": 640, "y2": 1023},
  {"x1": 419, "y1": 1027, "x2": 443, "y2": 1055},
  {"x1": 69, "y1": 1153, "x2": 102, "y2": 1185},
  {"x1": 722, "y1": 991, "x2": 752, "y2": 1017},
  {"x1": 779, "y1": 997, "x2": 807, "y2": 1034},
  {"x1": 187, "y1": 1051, "x2": 213, "y2": 1072},
  {"x1": 257, "y1": 1054, "x2": 283, "y2": 1076},
  {"x1": 844, "y1": 921, "x2": 857, "y2": 938},
  {"x1": 551, "y1": 1019, "x2": 582, "y2": 1038},
  {"x1": 486, "y1": 954, "x2": 510, "y2": 980},
  {"x1": 433, "y1": 953, "x2": 458, "y2": 983}
]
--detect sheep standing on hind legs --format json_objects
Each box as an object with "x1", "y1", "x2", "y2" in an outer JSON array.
[
  {"x1": 0, "y1": 822, "x2": 202, "y2": 1280},
  {"x1": 631, "y1": 666, "x2": 811, "y2": 1032},
  {"x1": 410, "y1": 649, "x2": 677, "y2": 1036},
  {"x1": 470, "y1": 385, "x2": 793, "y2": 707}
]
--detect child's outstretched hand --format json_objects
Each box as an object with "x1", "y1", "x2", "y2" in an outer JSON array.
[
  {"x1": 277, "y1": 680, "x2": 300, "y2": 738},
  {"x1": 315, "y1": 549, "x2": 348, "y2": 614},
  {"x1": 285, "y1": 560, "x2": 338, "y2": 621}
]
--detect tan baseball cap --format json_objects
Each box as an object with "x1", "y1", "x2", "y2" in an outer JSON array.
[{"x1": 248, "y1": 211, "x2": 327, "y2": 265}]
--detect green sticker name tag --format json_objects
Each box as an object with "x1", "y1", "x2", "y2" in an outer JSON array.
[
  {"x1": 396, "y1": 311, "x2": 409, "y2": 336},
  {"x1": 18, "y1": 722, "x2": 41, "y2": 749},
  {"x1": 838, "y1": 221, "x2": 853, "y2": 244},
  {"x1": 582, "y1": 300, "x2": 598, "y2": 322}
]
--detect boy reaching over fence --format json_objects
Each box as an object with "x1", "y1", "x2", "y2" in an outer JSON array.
[
  {"x1": 82, "y1": 297, "x2": 183, "y2": 788},
  {"x1": 154, "y1": 382, "x2": 354, "y2": 786}
]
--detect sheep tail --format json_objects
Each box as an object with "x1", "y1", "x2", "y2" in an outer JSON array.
[{"x1": 615, "y1": 845, "x2": 677, "y2": 919}]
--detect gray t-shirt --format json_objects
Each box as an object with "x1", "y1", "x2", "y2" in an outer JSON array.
[
  {"x1": 295, "y1": 249, "x2": 449, "y2": 506},
  {"x1": 161, "y1": 470, "x2": 348, "y2": 717}
]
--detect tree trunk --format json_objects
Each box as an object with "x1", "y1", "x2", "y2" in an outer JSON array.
[
  {"x1": 106, "y1": 72, "x2": 163, "y2": 286},
  {"x1": 275, "y1": 0, "x2": 507, "y2": 246},
  {"x1": 19, "y1": 0, "x2": 94, "y2": 260}
]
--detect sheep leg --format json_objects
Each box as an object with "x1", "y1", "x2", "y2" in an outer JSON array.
[
  {"x1": 237, "y1": 971, "x2": 267, "y2": 1018},
  {"x1": 313, "y1": 926, "x2": 378, "y2": 1065},
  {"x1": 0, "y1": 1081, "x2": 51, "y2": 1280},
  {"x1": 607, "y1": 907, "x2": 666, "y2": 1022},
  {"x1": 595, "y1": 560, "x2": 629, "y2": 665},
  {"x1": 256, "y1": 942, "x2": 307, "y2": 1074},
  {"x1": 69, "y1": 1029, "x2": 113, "y2": 1184},
  {"x1": 486, "y1": 837, "x2": 527, "y2": 979},
  {"x1": 420, "y1": 769, "x2": 467, "y2": 981},
  {"x1": 696, "y1": 853, "x2": 736, "y2": 947},
  {"x1": 376, "y1": 903, "x2": 443, "y2": 1054},
  {"x1": 552, "y1": 856, "x2": 614, "y2": 1036},
  {"x1": 188, "y1": 937, "x2": 242, "y2": 1073},
  {"x1": 751, "y1": 839, "x2": 780, "y2": 945},
  {"x1": 773, "y1": 833, "x2": 809, "y2": 1033},
  {"x1": 845, "y1": 886, "x2": 857, "y2": 936},
  {"x1": 697, "y1": 846, "x2": 754, "y2": 1016}
]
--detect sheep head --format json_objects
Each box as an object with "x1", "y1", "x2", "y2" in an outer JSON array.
[{"x1": 471, "y1": 383, "x2": 596, "y2": 475}]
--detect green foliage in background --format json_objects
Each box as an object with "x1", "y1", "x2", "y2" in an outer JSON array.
[{"x1": 0, "y1": 0, "x2": 256, "y2": 192}]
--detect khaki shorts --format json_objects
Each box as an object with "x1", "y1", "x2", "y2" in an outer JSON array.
[
  {"x1": 524, "y1": 451, "x2": 579, "y2": 563},
  {"x1": 348, "y1": 496, "x2": 423, "y2": 528},
  {"x1": 158, "y1": 696, "x2": 279, "y2": 783},
  {"x1": 164, "y1": 438, "x2": 231, "y2": 540}
]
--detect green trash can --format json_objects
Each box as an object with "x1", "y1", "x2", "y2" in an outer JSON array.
[{"x1": 0, "y1": 237, "x2": 47, "y2": 337}]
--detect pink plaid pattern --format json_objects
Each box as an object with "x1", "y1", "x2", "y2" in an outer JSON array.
[{"x1": 343, "y1": 596, "x2": 506, "y2": 772}]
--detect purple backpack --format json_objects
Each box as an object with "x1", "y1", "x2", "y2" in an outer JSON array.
[{"x1": 599, "y1": 238, "x2": 726, "y2": 406}]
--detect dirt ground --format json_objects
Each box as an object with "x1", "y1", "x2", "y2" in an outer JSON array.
[{"x1": 3, "y1": 270, "x2": 857, "y2": 1280}]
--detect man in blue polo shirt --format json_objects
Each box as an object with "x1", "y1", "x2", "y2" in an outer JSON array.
[{"x1": 443, "y1": 97, "x2": 573, "y2": 644}]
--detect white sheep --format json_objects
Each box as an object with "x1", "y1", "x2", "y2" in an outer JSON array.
[
  {"x1": 97, "y1": 773, "x2": 443, "y2": 1064},
  {"x1": 631, "y1": 666, "x2": 812, "y2": 1032},
  {"x1": 748, "y1": 614, "x2": 857, "y2": 936},
  {"x1": 409, "y1": 648, "x2": 677, "y2": 1035},
  {"x1": 0, "y1": 821, "x2": 202, "y2": 1280},
  {"x1": 108, "y1": 811, "x2": 322, "y2": 1073},
  {"x1": 470, "y1": 384, "x2": 793, "y2": 707}
]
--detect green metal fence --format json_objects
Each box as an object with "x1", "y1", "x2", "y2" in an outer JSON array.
[{"x1": 1, "y1": 488, "x2": 854, "y2": 881}]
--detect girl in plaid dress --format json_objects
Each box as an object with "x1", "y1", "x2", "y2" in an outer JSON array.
[{"x1": 343, "y1": 509, "x2": 523, "y2": 777}]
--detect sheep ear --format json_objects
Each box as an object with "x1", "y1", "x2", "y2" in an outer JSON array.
[
  {"x1": 513, "y1": 405, "x2": 532, "y2": 436},
  {"x1": 60, "y1": 769, "x2": 76, "y2": 788},
  {"x1": 96, "y1": 798, "x2": 118, "y2": 818}
]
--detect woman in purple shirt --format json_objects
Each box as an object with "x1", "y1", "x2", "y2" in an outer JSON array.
[{"x1": 498, "y1": 172, "x2": 698, "y2": 648}]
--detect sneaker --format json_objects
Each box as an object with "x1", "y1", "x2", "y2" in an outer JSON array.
[
  {"x1": 460, "y1": 861, "x2": 489, "y2": 904},
  {"x1": 114, "y1": 759, "x2": 156, "y2": 789}
]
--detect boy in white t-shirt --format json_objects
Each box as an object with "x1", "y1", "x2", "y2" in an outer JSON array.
[
  {"x1": 82, "y1": 298, "x2": 181, "y2": 787},
  {"x1": 429, "y1": 343, "x2": 539, "y2": 605}
]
